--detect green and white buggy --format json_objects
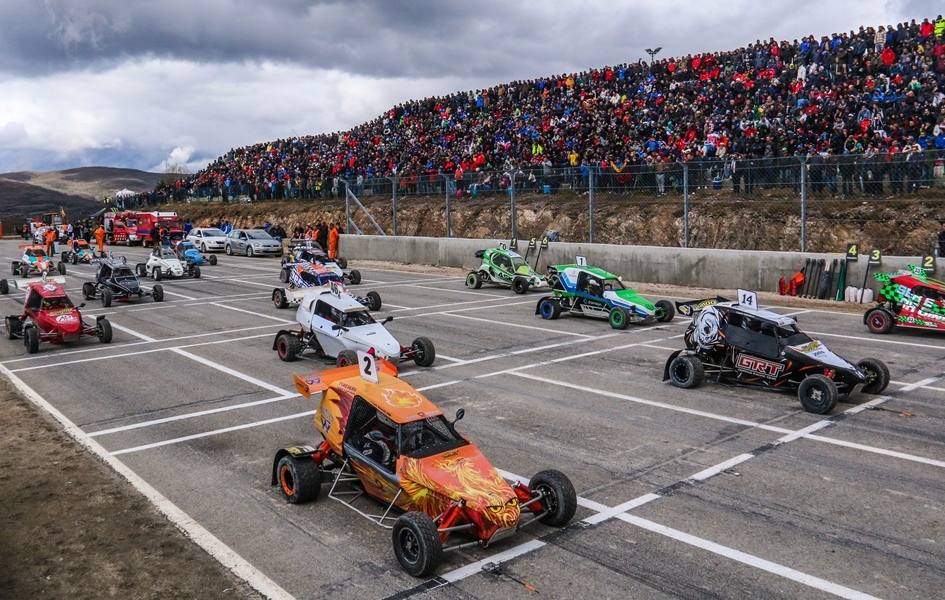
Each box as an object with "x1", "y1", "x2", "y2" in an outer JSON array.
[
  {"x1": 536, "y1": 263, "x2": 675, "y2": 328},
  {"x1": 466, "y1": 246, "x2": 549, "y2": 294}
]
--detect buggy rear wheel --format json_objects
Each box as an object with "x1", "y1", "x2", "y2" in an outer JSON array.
[
  {"x1": 857, "y1": 358, "x2": 890, "y2": 394},
  {"x1": 511, "y1": 276, "x2": 529, "y2": 294},
  {"x1": 5, "y1": 316, "x2": 21, "y2": 339},
  {"x1": 96, "y1": 318, "x2": 113, "y2": 343},
  {"x1": 276, "y1": 333, "x2": 301, "y2": 362},
  {"x1": 25, "y1": 327, "x2": 39, "y2": 354},
  {"x1": 529, "y1": 469, "x2": 577, "y2": 527},
  {"x1": 279, "y1": 267, "x2": 290, "y2": 283},
  {"x1": 365, "y1": 291, "x2": 382, "y2": 311},
  {"x1": 538, "y1": 298, "x2": 561, "y2": 320},
  {"x1": 101, "y1": 287, "x2": 113, "y2": 308},
  {"x1": 336, "y1": 257, "x2": 348, "y2": 269},
  {"x1": 465, "y1": 271, "x2": 482, "y2": 289},
  {"x1": 412, "y1": 336, "x2": 435, "y2": 367},
  {"x1": 668, "y1": 355, "x2": 704, "y2": 389},
  {"x1": 609, "y1": 306, "x2": 630, "y2": 330},
  {"x1": 865, "y1": 308, "x2": 894, "y2": 334},
  {"x1": 392, "y1": 512, "x2": 442, "y2": 578},
  {"x1": 276, "y1": 455, "x2": 322, "y2": 504},
  {"x1": 798, "y1": 374, "x2": 838, "y2": 414},
  {"x1": 336, "y1": 350, "x2": 358, "y2": 367},
  {"x1": 655, "y1": 299, "x2": 675, "y2": 322},
  {"x1": 152, "y1": 284, "x2": 164, "y2": 302},
  {"x1": 153, "y1": 266, "x2": 162, "y2": 281}
]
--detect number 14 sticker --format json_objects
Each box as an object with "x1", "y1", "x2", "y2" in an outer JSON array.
[{"x1": 737, "y1": 289, "x2": 758, "y2": 309}]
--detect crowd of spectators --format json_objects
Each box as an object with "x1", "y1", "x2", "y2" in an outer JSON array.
[{"x1": 160, "y1": 15, "x2": 945, "y2": 201}]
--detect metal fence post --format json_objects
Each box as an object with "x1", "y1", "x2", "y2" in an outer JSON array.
[
  {"x1": 800, "y1": 157, "x2": 807, "y2": 253},
  {"x1": 682, "y1": 162, "x2": 690, "y2": 248},
  {"x1": 390, "y1": 176, "x2": 398, "y2": 236},
  {"x1": 588, "y1": 167, "x2": 595, "y2": 243},
  {"x1": 508, "y1": 171, "x2": 517, "y2": 240}
]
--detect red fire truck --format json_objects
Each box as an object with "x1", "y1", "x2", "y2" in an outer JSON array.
[{"x1": 103, "y1": 211, "x2": 183, "y2": 246}]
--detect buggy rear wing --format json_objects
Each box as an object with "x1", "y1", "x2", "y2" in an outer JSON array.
[
  {"x1": 294, "y1": 359, "x2": 399, "y2": 398},
  {"x1": 675, "y1": 296, "x2": 730, "y2": 317}
]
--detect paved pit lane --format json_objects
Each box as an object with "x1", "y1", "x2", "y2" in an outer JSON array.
[{"x1": 1, "y1": 239, "x2": 943, "y2": 600}]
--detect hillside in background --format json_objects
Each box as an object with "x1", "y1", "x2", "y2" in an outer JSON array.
[
  {"x1": 0, "y1": 167, "x2": 166, "y2": 231},
  {"x1": 2, "y1": 167, "x2": 165, "y2": 200}
]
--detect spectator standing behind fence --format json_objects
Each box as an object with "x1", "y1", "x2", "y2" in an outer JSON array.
[{"x1": 938, "y1": 221, "x2": 945, "y2": 256}]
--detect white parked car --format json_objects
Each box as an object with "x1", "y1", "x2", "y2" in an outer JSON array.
[
  {"x1": 271, "y1": 284, "x2": 434, "y2": 367},
  {"x1": 186, "y1": 227, "x2": 228, "y2": 253},
  {"x1": 135, "y1": 245, "x2": 198, "y2": 280},
  {"x1": 224, "y1": 229, "x2": 282, "y2": 257}
]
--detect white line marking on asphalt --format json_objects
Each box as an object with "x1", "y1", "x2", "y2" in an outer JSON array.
[
  {"x1": 616, "y1": 514, "x2": 881, "y2": 600},
  {"x1": 0, "y1": 363, "x2": 294, "y2": 600},
  {"x1": 171, "y1": 348, "x2": 295, "y2": 396},
  {"x1": 891, "y1": 380, "x2": 945, "y2": 392},
  {"x1": 109, "y1": 322, "x2": 156, "y2": 342},
  {"x1": 441, "y1": 540, "x2": 547, "y2": 583},
  {"x1": 807, "y1": 330, "x2": 945, "y2": 350},
  {"x1": 210, "y1": 302, "x2": 295, "y2": 323},
  {"x1": 445, "y1": 311, "x2": 596, "y2": 337},
  {"x1": 82, "y1": 393, "x2": 301, "y2": 438},
  {"x1": 162, "y1": 290, "x2": 198, "y2": 300},
  {"x1": 109, "y1": 411, "x2": 316, "y2": 456}
]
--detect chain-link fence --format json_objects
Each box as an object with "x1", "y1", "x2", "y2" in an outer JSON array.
[{"x1": 167, "y1": 151, "x2": 945, "y2": 255}]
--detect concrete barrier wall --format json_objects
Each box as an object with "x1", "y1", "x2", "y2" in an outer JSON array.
[{"x1": 339, "y1": 234, "x2": 933, "y2": 294}]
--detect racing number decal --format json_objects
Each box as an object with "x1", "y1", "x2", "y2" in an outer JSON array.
[
  {"x1": 358, "y1": 351, "x2": 379, "y2": 383},
  {"x1": 576, "y1": 255, "x2": 587, "y2": 267},
  {"x1": 922, "y1": 255, "x2": 936, "y2": 273},
  {"x1": 845, "y1": 243, "x2": 859, "y2": 261},
  {"x1": 868, "y1": 249, "x2": 882, "y2": 265},
  {"x1": 737, "y1": 289, "x2": 758, "y2": 309}
]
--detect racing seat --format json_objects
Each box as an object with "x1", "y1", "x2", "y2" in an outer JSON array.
[{"x1": 361, "y1": 431, "x2": 393, "y2": 471}]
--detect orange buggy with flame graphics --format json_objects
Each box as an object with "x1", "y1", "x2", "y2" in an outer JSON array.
[{"x1": 271, "y1": 359, "x2": 577, "y2": 576}]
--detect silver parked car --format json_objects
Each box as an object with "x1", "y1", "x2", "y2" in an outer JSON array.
[
  {"x1": 224, "y1": 229, "x2": 282, "y2": 257},
  {"x1": 186, "y1": 227, "x2": 228, "y2": 253}
]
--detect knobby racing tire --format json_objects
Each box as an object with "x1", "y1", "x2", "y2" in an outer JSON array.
[
  {"x1": 348, "y1": 270, "x2": 362, "y2": 285},
  {"x1": 392, "y1": 512, "x2": 442, "y2": 578},
  {"x1": 276, "y1": 455, "x2": 322, "y2": 504},
  {"x1": 97, "y1": 318, "x2": 113, "y2": 343},
  {"x1": 272, "y1": 288, "x2": 289, "y2": 309},
  {"x1": 609, "y1": 306, "x2": 630, "y2": 330},
  {"x1": 412, "y1": 336, "x2": 436, "y2": 367},
  {"x1": 798, "y1": 374, "x2": 839, "y2": 414},
  {"x1": 857, "y1": 358, "x2": 890, "y2": 394},
  {"x1": 655, "y1": 299, "x2": 675, "y2": 322},
  {"x1": 336, "y1": 350, "x2": 358, "y2": 367},
  {"x1": 466, "y1": 271, "x2": 482, "y2": 289},
  {"x1": 25, "y1": 327, "x2": 39, "y2": 354},
  {"x1": 668, "y1": 355, "x2": 704, "y2": 389},
  {"x1": 538, "y1": 298, "x2": 561, "y2": 320},
  {"x1": 279, "y1": 267, "x2": 290, "y2": 284},
  {"x1": 276, "y1": 333, "x2": 301, "y2": 362},
  {"x1": 5, "y1": 316, "x2": 21, "y2": 339},
  {"x1": 365, "y1": 291, "x2": 382, "y2": 311},
  {"x1": 511, "y1": 276, "x2": 529, "y2": 295},
  {"x1": 864, "y1": 308, "x2": 895, "y2": 334},
  {"x1": 152, "y1": 284, "x2": 164, "y2": 302},
  {"x1": 101, "y1": 287, "x2": 113, "y2": 308},
  {"x1": 529, "y1": 469, "x2": 577, "y2": 527}
]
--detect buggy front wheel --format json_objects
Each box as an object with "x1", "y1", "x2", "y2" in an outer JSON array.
[
  {"x1": 529, "y1": 469, "x2": 577, "y2": 527},
  {"x1": 668, "y1": 355, "x2": 704, "y2": 389},
  {"x1": 857, "y1": 358, "x2": 890, "y2": 394},
  {"x1": 609, "y1": 306, "x2": 630, "y2": 330},
  {"x1": 465, "y1": 271, "x2": 482, "y2": 289},
  {"x1": 655, "y1": 300, "x2": 675, "y2": 322},
  {"x1": 798, "y1": 374, "x2": 838, "y2": 414},
  {"x1": 538, "y1": 298, "x2": 561, "y2": 320},
  {"x1": 392, "y1": 512, "x2": 442, "y2": 577}
]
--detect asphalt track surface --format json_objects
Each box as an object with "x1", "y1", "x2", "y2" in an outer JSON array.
[{"x1": 1, "y1": 239, "x2": 943, "y2": 600}]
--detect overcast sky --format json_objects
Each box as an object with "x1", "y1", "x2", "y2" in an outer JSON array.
[{"x1": 0, "y1": 0, "x2": 932, "y2": 175}]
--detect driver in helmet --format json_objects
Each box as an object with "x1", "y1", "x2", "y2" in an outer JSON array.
[{"x1": 586, "y1": 279, "x2": 603, "y2": 297}]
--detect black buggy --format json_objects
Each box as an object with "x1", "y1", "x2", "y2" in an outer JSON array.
[
  {"x1": 82, "y1": 255, "x2": 164, "y2": 307},
  {"x1": 663, "y1": 297, "x2": 890, "y2": 414}
]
